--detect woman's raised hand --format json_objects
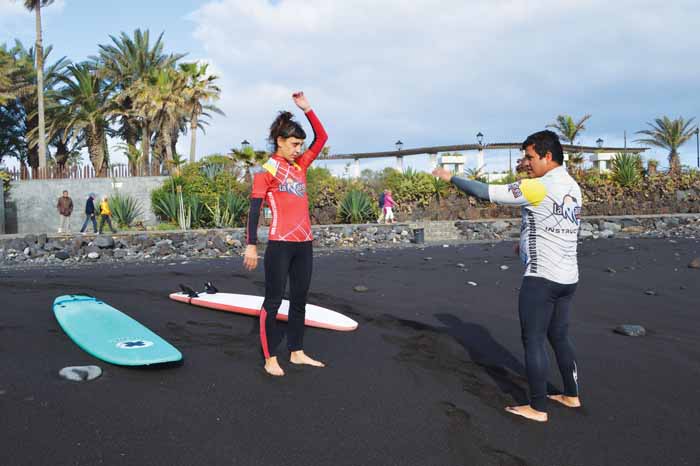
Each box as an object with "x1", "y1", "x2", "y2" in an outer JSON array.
[{"x1": 292, "y1": 91, "x2": 311, "y2": 112}]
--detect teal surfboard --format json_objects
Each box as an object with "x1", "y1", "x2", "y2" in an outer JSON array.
[{"x1": 53, "y1": 295, "x2": 182, "y2": 366}]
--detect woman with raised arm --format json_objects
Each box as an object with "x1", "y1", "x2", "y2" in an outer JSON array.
[{"x1": 243, "y1": 92, "x2": 328, "y2": 377}]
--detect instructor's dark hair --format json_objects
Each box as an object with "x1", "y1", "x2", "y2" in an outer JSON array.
[
  {"x1": 268, "y1": 111, "x2": 306, "y2": 151},
  {"x1": 521, "y1": 130, "x2": 564, "y2": 165}
]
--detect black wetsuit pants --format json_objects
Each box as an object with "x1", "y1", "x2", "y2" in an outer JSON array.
[
  {"x1": 259, "y1": 240, "x2": 313, "y2": 358},
  {"x1": 519, "y1": 276, "x2": 579, "y2": 412}
]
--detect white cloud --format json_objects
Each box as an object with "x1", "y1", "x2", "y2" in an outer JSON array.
[
  {"x1": 1, "y1": 0, "x2": 67, "y2": 43},
  {"x1": 187, "y1": 0, "x2": 700, "y2": 172}
]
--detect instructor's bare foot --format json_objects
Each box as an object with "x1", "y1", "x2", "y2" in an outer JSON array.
[
  {"x1": 505, "y1": 405, "x2": 548, "y2": 422},
  {"x1": 548, "y1": 394, "x2": 581, "y2": 408},
  {"x1": 264, "y1": 357, "x2": 285, "y2": 376},
  {"x1": 290, "y1": 350, "x2": 325, "y2": 367}
]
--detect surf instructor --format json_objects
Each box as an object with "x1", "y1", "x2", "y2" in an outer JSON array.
[
  {"x1": 433, "y1": 130, "x2": 583, "y2": 422},
  {"x1": 243, "y1": 91, "x2": 328, "y2": 377}
]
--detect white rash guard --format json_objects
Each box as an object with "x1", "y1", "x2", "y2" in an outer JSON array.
[{"x1": 488, "y1": 166, "x2": 582, "y2": 284}]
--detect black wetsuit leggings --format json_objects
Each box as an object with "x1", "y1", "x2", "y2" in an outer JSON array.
[
  {"x1": 259, "y1": 240, "x2": 313, "y2": 358},
  {"x1": 519, "y1": 276, "x2": 579, "y2": 412}
]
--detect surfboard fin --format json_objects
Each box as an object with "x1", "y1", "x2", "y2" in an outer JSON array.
[
  {"x1": 204, "y1": 282, "x2": 218, "y2": 294},
  {"x1": 179, "y1": 284, "x2": 199, "y2": 298}
]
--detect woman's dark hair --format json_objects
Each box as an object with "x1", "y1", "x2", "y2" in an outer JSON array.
[
  {"x1": 521, "y1": 130, "x2": 564, "y2": 165},
  {"x1": 268, "y1": 111, "x2": 306, "y2": 151}
]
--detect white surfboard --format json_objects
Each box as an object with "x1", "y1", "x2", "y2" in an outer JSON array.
[{"x1": 169, "y1": 291, "x2": 358, "y2": 332}]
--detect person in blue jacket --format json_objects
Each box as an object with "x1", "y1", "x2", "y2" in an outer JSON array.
[{"x1": 79, "y1": 193, "x2": 97, "y2": 234}]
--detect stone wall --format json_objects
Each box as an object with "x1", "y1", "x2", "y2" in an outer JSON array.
[
  {"x1": 2, "y1": 214, "x2": 699, "y2": 268},
  {"x1": 4, "y1": 176, "x2": 168, "y2": 234}
]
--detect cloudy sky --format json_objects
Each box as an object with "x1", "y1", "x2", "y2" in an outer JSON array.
[{"x1": 2, "y1": 0, "x2": 699, "y2": 173}]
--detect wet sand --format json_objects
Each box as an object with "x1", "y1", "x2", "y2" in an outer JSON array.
[{"x1": 1, "y1": 238, "x2": 699, "y2": 466}]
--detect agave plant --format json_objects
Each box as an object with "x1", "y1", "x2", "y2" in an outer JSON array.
[
  {"x1": 201, "y1": 162, "x2": 224, "y2": 180},
  {"x1": 610, "y1": 153, "x2": 642, "y2": 188},
  {"x1": 111, "y1": 193, "x2": 143, "y2": 228},
  {"x1": 339, "y1": 190, "x2": 375, "y2": 224},
  {"x1": 152, "y1": 190, "x2": 179, "y2": 223},
  {"x1": 177, "y1": 186, "x2": 191, "y2": 230},
  {"x1": 431, "y1": 176, "x2": 450, "y2": 204},
  {"x1": 187, "y1": 194, "x2": 205, "y2": 228},
  {"x1": 221, "y1": 192, "x2": 249, "y2": 226},
  {"x1": 205, "y1": 198, "x2": 231, "y2": 228},
  {"x1": 464, "y1": 165, "x2": 487, "y2": 182}
]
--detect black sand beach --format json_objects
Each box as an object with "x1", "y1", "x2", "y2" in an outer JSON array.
[{"x1": 1, "y1": 238, "x2": 699, "y2": 466}]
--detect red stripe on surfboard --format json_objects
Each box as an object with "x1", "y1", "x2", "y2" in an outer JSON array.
[
  {"x1": 260, "y1": 308, "x2": 270, "y2": 359},
  {"x1": 168, "y1": 293, "x2": 358, "y2": 332}
]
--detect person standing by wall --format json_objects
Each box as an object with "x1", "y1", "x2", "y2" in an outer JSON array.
[
  {"x1": 98, "y1": 196, "x2": 117, "y2": 234},
  {"x1": 377, "y1": 189, "x2": 386, "y2": 223},
  {"x1": 56, "y1": 190, "x2": 73, "y2": 234},
  {"x1": 383, "y1": 189, "x2": 397, "y2": 224},
  {"x1": 79, "y1": 193, "x2": 98, "y2": 234}
]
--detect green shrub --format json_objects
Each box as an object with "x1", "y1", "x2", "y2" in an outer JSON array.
[
  {"x1": 338, "y1": 190, "x2": 375, "y2": 224},
  {"x1": 111, "y1": 193, "x2": 144, "y2": 228},
  {"x1": 382, "y1": 169, "x2": 436, "y2": 207},
  {"x1": 306, "y1": 166, "x2": 339, "y2": 210},
  {"x1": 611, "y1": 153, "x2": 642, "y2": 188},
  {"x1": 151, "y1": 158, "x2": 249, "y2": 228},
  {"x1": 0, "y1": 169, "x2": 11, "y2": 193}
]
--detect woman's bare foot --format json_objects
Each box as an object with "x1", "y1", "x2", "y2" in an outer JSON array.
[
  {"x1": 290, "y1": 350, "x2": 325, "y2": 367},
  {"x1": 505, "y1": 405, "x2": 548, "y2": 422},
  {"x1": 548, "y1": 394, "x2": 581, "y2": 408},
  {"x1": 264, "y1": 357, "x2": 285, "y2": 376}
]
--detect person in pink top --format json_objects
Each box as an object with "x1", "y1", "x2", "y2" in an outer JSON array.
[{"x1": 383, "y1": 189, "x2": 397, "y2": 224}]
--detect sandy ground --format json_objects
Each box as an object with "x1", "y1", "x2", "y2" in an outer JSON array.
[{"x1": 1, "y1": 237, "x2": 699, "y2": 466}]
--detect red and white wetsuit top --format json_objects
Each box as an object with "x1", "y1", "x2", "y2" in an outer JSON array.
[{"x1": 250, "y1": 110, "x2": 328, "y2": 242}]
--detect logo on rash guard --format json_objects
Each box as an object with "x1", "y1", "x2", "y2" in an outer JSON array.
[
  {"x1": 553, "y1": 195, "x2": 581, "y2": 224},
  {"x1": 279, "y1": 177, "x2": 306, "y2": 197},
  {"x1": 507, "y1": 182, "x2": 523, "y2": 198}
]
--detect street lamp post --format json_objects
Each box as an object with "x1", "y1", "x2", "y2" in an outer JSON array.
[
  {"x1": 241, "y1": 139, "x2": 250, "y2": 150},
  {"x1": 475, "y1": 132, "x2": 484, "y2": 174},
  {"x1": 596, "y1": 138, "x2": 604, "y2": 148},
  {"x1": 395, "y1": 140, "x2": 404, "y2": 173},
  {"x1": 695, "y1": 128, "x2": 699, "y2": 169}
]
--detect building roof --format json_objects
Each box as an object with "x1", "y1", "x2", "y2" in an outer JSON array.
[{"x1": 322, "y1": 143, "x2": 647, "y2": 160}]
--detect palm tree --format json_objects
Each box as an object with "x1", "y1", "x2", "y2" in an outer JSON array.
[
  {"x1": 0, "y1": 47, "x2": 17, "y2": 104},
  {"x1": 546, "y1": 114, "x2": 592, "y2": 144},
  {"x1": 229, "y1": 145, "x2": 268, "y2": 182},
  {"x1": 635, "y1": 116, "x2": 697, "y2": 173},
  {"x1": 130, "y1": 67, "x2": 187, "y2": 170},
  {"x1": 179, "y1": 62, "x2": 223, "y2": 163},
  {"x1": 95, "y1": 29, "x2": 184, "y2": 173},
  {"x1": 10, "y1": 41, "x2": 69, "y2": 173},
  {"x1": 547, "y1": 114, "x2": 591, "y2": 171},
  {"x1": 23, "y1": 0, "x2": 56, "y2": 171},
  {"x1": 57, "y1": 63, "x2": 115, "y2": 176}
]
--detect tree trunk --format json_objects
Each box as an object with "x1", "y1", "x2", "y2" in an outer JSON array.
[
  {"x1": 54, "y1": 140, "x2": 69, "y2": 168},
  {"x1": 87, "y1": 127, "x2": 107, "y2": 177},
  {"x1": 189, "y1": 115, "x2": 198, "y2": 163},
  {"x1": 35, "y1": 4, "x2": 47, "y2": 170},
  {"x1": 141, "y1": 122, "x2": 150, "y2": 175},
  {"x1": 669, "y1": 150, "x2": 681, "y2": 174},
  {"x1": 163, "y1": 127, "x2": 173, "y2": 165}
]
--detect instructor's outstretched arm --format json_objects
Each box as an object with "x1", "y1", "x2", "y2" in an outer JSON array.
[
  {"x1": 432, "y1": 168, "x2": 489, "y2": 201},
  {"x1": 432, "y1": 167, "x2": 546, "y2": 207}
]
